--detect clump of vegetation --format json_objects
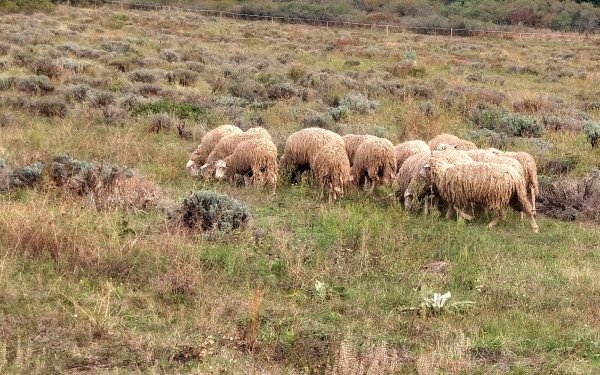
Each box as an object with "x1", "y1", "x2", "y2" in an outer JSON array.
[
  {"x1": 169, "y1": 190, "x2": 251, "y2": 233},
  {"x1": 165, "y1": 68, "x2": 198, "y2": 86},
  {"x1": 0, "y1": 159, "x2": 43, "y2": 192},
  {"x1": 584, "y1": 121, "x2": 600, "y2": 148},
  {"x1": 336, "y1": 92, "x2": 380, "y2": 114},
  {"x1": 130, "y1": 99, "x2": 209, "y2": 122},
  {"x1": 13, "y1": 75, "x2": 54, "y2": 94},
  {"x1": 502, "y1": 113, "x2": 543, "y2": 137},
  {"x1": 148, "y1": 113, "x2": 174, "y2": 133},
  {"x1": 28, "y1": 97, "x2": 68, "y2": 117}
]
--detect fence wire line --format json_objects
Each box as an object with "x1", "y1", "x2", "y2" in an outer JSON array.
[{"x1": 101, "y1": 0, "x2": 600, "y2": 41}]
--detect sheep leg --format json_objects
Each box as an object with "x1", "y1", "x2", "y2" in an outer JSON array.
[
  {"x1": 528, "y1": 213, "x2": 539, "y2": 233},
  {"x1": 520, "y1": 211, "x2": 524, "y2": 221},
  {"x1": 488, "y1": 217, "x2": 500, "y2": 228},
  {"x1": 457, "y1": 208, "x2": 474, "y2": 221},
  {"x1": 531, "y1": 187, "x2": 536, "y2": 216},
  {"x1": 445, "y1": 206, "x2": 453, "y2": 219},
  {"x1": 424, "y1": 196, "x2": 430, "y2": 216}
]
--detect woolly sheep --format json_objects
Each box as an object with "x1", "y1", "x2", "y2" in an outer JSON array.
[
  {"x1": 282, "y1": 127, "x2": 344, "y2": 184},
  {"x1": 310, "y1": 142, "x2": 351, "y2": 203},
  {"x1": 214, "y1": 137, "x2": 278, "y2": 192},
  {"x1": 394, "y1": 152, "x2": 430, "y2": 207},
  {"x1": 421, "y1": 159, "x2": 539, "y2": 232},
  {"x1": 342, "y1": 134, "x2": 373, "y2": 166},
  {"x1": 467, "y1": 148, "x2": 504, "y2": 162},
  {"x1": 350, "y1": 136, "x2": 396, "y2": 192},
  {"x1": 186, "y1": 124, "x2": 242, "y2": 176},
  {"x1": 200, "y1": 127, "x2": 272, "y2": 178},
  {"x1": 429, "y1": 133, "x2": 477, "y2": 151},
  {"x1": 503, "y1": 151, "x2": 539, "y2": 214},
  {"x1": 403, "y1": 149, "x2": 472, "y2": 215},
  {"x1": 394, "y1": 140, "x2": 430, "y2": 170}
]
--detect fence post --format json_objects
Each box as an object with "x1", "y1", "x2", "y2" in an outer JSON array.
[
  {"x1": 386, "y1": 25, "x2": 389, "y2": 35},
  {"x1": 120, "y1": 0, "x2": 123, "y2": 10},
  {"x1": 450, "y1": 28, "x2": 453, "y2": 40},
  {"x1": 271, "y1": 17, "x2": 274, "y2": 24},
  {"x1": 326, "y1": 21, "x2": 329, "y2": 29},
  {"x1": 219, "y1": 11, "x2": 222, "y2": 19}
]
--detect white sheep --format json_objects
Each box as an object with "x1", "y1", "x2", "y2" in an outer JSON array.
[
  {"x1": 186, "y1": 124, "x2": 242, "y2": 176},
  {"x1": 428, "y1": 133, "x2": 477, "y2": 151},
  {"x1": 394, "y1": 140, "x2": 430, "y2": 171},
  {"x1": 421, "y1": 159, "x2": 539, "y2": 232},
  {"x1": 350, "y1": 136, "x2": 396, "y2": 192},
  {"x1": 310, "y1": 142, "x2": 351, "y2": 202},
  {"x1": 200, "y1": 127, "x2": 272, "y2": 178},
  {"x1": 214, "y1": 137, "x2": 278, "y2": 192},
  {"x1": 282, "y1": 127, "x2": 344, "y2": 184}
]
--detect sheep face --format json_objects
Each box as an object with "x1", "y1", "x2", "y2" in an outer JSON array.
[
  {"x1": 214, "y1": 160, "x2": 227, "y2": 180},
  {"x1": 186, "y1": 159, "x2": 201, "y2": 177}
]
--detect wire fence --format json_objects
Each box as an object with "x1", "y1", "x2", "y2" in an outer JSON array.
[{"x1": 102, "y1": 0, "x2": 600, "y2": 43}]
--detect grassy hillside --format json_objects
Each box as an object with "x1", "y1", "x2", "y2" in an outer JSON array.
[{"x1": 1, "y1": 5, "x2": 600, "y2": 373}]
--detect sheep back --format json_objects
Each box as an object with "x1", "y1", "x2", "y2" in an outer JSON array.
[{"x1": 394, "y1": 140, "x2": 430, "y2": 170}]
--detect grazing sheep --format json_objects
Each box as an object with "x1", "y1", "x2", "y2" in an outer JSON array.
[
  {"x1": 394, "y1": 140, "x2": 430, "y2": 170},
  {"x1": 342, "y1": 134, "x2": 373, "y2": 166},
  {"x1": 200, "y1": 127, "x2": 272, "y2": 177},
  {"x1": 282, "y1": 127, "x2": 344, "y2": 184},
  {"x1": 186, "y1": 124, "x2": 242, "y2": 176},
  {"x1": 350, "y1": 136, "x2": 396, "y2": 192},
  {"x1": 214, "y1": 137, "x2": 278, "y2": 192},
  {"x1": 429, "y1": 133, "x2": 477, "y2": 151},
  {"x1": 421, "y1": 159, "x2": 539, "y2": 232},
  {"x1": 394, "y1": 152, "x2": 431, "y2": 206},
  {"x1": 403, "y1": 149, "x2": 472, "y2": 215},
  {"x1": 503, "y1": 151, "x2": 539, "y2": 214},
  {"x1": 310, "y1": 142, "x2": 351, "y2": 203}
]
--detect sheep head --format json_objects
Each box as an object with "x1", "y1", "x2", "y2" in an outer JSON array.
[
  {"x1": 214, "y1": 160, "x2": 227, "y2": 180},
  {"x1": 186, "y1": 159, "x2": 201, "y2": 177}
]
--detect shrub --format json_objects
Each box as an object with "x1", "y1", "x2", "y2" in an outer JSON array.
[
  {"x1": 0, "y1": 77, "x2": 14, "y2": 91},
  {"x1": 88, "y1": 90, "x2": 116, "y2": 107},
  {"x1": 502, "y1": 113, "x2": 543, "y2": 138},
  {"x1": 165, "y1": 69, "x2": 198, "y2": 86},
  {"x1": 30, "y1": 58, "x2": 64, "y2": 79},
  {"x1": 28, "y1": 97, "x2": 68, "y2": 117},
  {"x1": 61, "y1": 84, "x2": 91, "y2": 102},
  {"x1": 288, "y1": 65, "x2": 307, "y2": 82},
  {"x1": 266, "y1": 82, "x2": 298, "y2": 100},
  {"x1": 148, "y1": 113, "x2": 174, "y2": 134},
  {"x1": 0, "y1": 159, "x2": 43, "y2": 192},
  {"x1": 129, "y1": 69, "x2": 158, "y2": 83},
  {"x1": 169, "y1": 190, "x2": 251, "y2": 233},
  {"x1": 100, "y1": 40, "x2": 135, "y2": 54},
  {"x1": 0, "y1": 111, "x2": 16, "y2": 127},
  {"x1": 584, "y1": 121, "x2": 600, "y2": 148},
  {"x1": 329, "y1": 105, "x2": 348, "y2": 122},
  {"x1": 14, "y1": 75, "x2": 54, "y2": 94},
  {"x1": 51, "y1": 155, "x2": 124, "y2": 196},
  {"x1": 227, "y1": 78, "x2": 266, "y2": 101},
  {"x1": 471, "y1": 107, "x2": 505, "y2": 130},
  {"x1": 159, "y1": 49, "x2": 182, "y2": 63},
  {"x1": 387, "y1": 61, "x2": 425, "y2": 78},
  {"x1": 105, "y1": 55, "x2": 142, "y2": 72},
  {"x1": 214, "y1": 96, "x2": 250, "y2": 107},
  {"x1": 466, "y1": 129, "x2": 509, "y2": 150},
  {"x1": 302, "y1": 110, "x2": 333, "y2": 129},
  {"x1": 103, "y1": 105, "x2": 127, "y2": 126},
  {"x1": 337, "y1": 92, "x2": 380, "y2": 114}
]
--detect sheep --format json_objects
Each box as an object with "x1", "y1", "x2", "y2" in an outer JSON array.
[
  {"x1": 350, "y1": 136, "x2": 396, "y2": 192},
  {"x1": 420, "y1": 159, "x2": 539, "y2": 232},
  {"x1": 186, "y1": 124, "x2": 242, "y2": 176},
  {"x1": 200, "y1": 127, "x2": 272, "y2": 178},
  {"x1": 342, "y1": 134, "x2": 372, "y2": 166},
  {"x1": 402, "y1": 149, "x2": 472, "y2": 215},
  {"x1": 214, "y1": 137, "x2": 278, "y2": 192},
  {"x1": 429, "y1": 133, "x2": 477, "y2": 151},
  {"x1": 310, "y1": 142, "x2": 351, "y2": 203},
  {"x1": 394, "y1": 140, "x2": 430, "y2": 170},
  {"x1": 503, "y1": 151, "x2": 539, "y2": 214},
  {"x1": 282, "y1": 127, "x2": 344, "y2": 184},
  {"x1": 394, "y1": 152, "x2": 430, "y2": 207}
]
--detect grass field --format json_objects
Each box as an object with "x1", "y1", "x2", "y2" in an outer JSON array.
[{"x1": 1, "y1": 5, "x2": 600, "y2": 374}]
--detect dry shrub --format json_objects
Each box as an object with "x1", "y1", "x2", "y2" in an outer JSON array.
[
  {"x1": 165, "y1": 68, "x2": 197, "y2": 86},
  {"x1": 14, "y1": 75, "x2": 54, "y2": 94},
  {"x1": 328, "y1": 338, "x2": 403, "y2": 375},
  {"x1": 538, "y1": 169, "x2": 600, "y2": 222},
  {"x1": 148, "y1": 113, "x2": 174, "y2": 133},
  {"x1": 0, "y1": 159, "x2": 43, "y2": 192},
  {"x1": 27, "y1": 97, "x2": 68, "y2": 117},
  {"x1": 0, "y1": 111, "x2": 16, "y2": 127},
  {"x1": 50, "y1": 155, "x2": 167, "y2": 211},
  {"x1": 415, "y1": 331, "x2": 473, "y2": 374}
]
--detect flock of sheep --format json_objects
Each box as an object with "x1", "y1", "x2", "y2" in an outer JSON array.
[{"x1": 185, "y1": 125, "x2": 539, "y2": 232}]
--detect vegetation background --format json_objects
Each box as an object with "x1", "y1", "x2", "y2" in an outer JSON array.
[{"x1": 0, "y1": 1, "x2": 600, "y2": 374}]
